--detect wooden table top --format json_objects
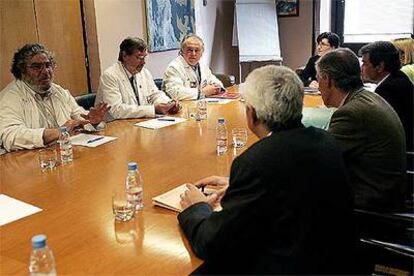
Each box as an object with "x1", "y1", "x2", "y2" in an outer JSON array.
[{"x1": 0, "y1": 90, "x2": 323, "y2": 275}]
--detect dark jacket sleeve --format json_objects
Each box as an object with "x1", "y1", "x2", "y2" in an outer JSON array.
[
  {"x1": 299, "y1": 55, "x2": 319, "y2": 86},
  {"x1": 177, "y1": 155, "x2": 264, "y2": 260}
]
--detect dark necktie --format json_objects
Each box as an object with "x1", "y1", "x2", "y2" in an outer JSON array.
[
  {"x1": 192, "y1": 64, "x2": 201, "y2": 85},
  {"x1": 130, "y1": 76, "x2": 140, "y2": 105}
]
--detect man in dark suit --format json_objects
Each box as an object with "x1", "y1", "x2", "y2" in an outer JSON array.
[
  {"x1": 316, "y1": 48, "x2": 406, "y2": 212},
  {"x1": 178, "y1": 65, "x2": 356, "y2": 274},
  {"x1": 359, "y1": 41, "x2": 413, "y2": 152}
]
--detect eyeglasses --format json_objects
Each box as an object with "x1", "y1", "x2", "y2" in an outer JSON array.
[
  {"x1": 318, "y1": 42, "x2": 331, "y2": 47},
  {"x1": 185, "y1": 47, "x2": 201, "y2": 54},
  {"x1": 27, "y1": 62, "x2": 55, "y2": 72},
  {"x1": 133, "y1": 53, "x2": 147, "y2": 61}
]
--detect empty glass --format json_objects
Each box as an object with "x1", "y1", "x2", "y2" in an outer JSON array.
[
  {"x1": 232, "y1": 128, "x2": 248, "y2": 148},
  {"x1": 38, "y1": 148, "x2": 58, "y2": 172}
]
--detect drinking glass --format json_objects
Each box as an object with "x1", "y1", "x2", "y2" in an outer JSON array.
[
  {"x1": 187, "y1": 106, "x2": 200, "y2": 121},
  {"x1": 112, "y1": 191, "x2": 135, "y2": 222},
  {"x1": 38, "y1": 148, "x2": 58, "y2": 172},
  {"x1": 232, "y1": 128, "x2": 248, "y2": 148},
  {"x1": 197, "y1": 99, "x2": 207, "y2": 120}
]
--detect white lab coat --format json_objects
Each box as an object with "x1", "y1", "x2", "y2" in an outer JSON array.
[
  {"x1": 162, "y1": 55, "x2": 223, "y2": 100},
  {"x1": 96, "y1": 62, "x2": 170, "y2": 120},
  {"x1": 0, "y1": 80, "x2": 86, "y2": 151}
]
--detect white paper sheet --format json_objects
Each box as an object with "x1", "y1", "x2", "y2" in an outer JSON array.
[
  {"x1": 135, "y1": 116, "x2": 187, "y2": 129},
  {"x1": 205, "y1": 98, "x2": 233, "y2": 105},
  {"x1": 70, "y1": 134, "x2": 117, "y2": 148},
  {"x1": 0, "y1": 194, "x2": 42, "y2": 226}
]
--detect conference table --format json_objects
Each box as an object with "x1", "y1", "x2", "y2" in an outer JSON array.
[{"x1": 0, "y1": 88, "x2": 323, "y2": 275}]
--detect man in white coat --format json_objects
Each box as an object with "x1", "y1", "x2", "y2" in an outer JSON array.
[
  {"x1": 163, "y1": 34, "x2": 224, "y2": 100},
  {"x1": 95, "y1": 37, "x2": 179, "y2": 121},
  {"x1": 0, "y1": 43, "x2": 109, "y2": 152}
]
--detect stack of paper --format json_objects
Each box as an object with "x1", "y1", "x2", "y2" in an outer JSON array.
[
  {"x1": 135, "y1": 116, "x2": 186, "y2": 129},
  {"x1": 70, "y1": 134, "x2": 117, "y2": 148}
]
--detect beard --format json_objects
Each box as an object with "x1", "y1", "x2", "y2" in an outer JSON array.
[{"x1": 22, "y1": 75, "x2": 52, "y2": 94}]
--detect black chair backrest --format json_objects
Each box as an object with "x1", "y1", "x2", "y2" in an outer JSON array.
[
  {"x1": 215, "y1": 73, "x2": 235, "y2": 88},
  {"x1": 75, "y1": 93, "x2": 96, "y2": 110}
]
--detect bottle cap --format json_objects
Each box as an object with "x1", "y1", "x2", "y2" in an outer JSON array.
[
  {"x1": 60, "y1": 126, "x2": 68, "y2": 132},
  {"x1": 128, "y1": 162, "x2": 138, "y2": 170},
  {"x1": 218, "y1": 118, "x2": 225, "y2": 124},
  {"x1": 31, "y1": 234, "x2": 47, "y2": 249}
]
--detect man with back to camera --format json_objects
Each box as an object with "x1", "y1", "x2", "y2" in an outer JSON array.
[
  {"x1": 316, "y1": 48, "x2": 406, "y2": 212},
  {"x1": 0, "y1": 43, "x2": 109, "y2": 152},
  {"x1": 162, "y1": 34, "x2": 224, "y2": 100},
  {"x1": 95, "y1": 37, "x2": 180, "y2": 121},
  {"x1": 178, "y1": 65, "x2": 356, "y2": 274},
  {"x1": 359, "y1": 41, "x2": 413, "y2": 152}
]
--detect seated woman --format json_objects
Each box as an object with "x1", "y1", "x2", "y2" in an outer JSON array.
[
  {"x1": 392, "y1": 37, "x2": 414, "y2": 84},
  {"x1": 299, "y1": 32, "x2": 340, "y2": 88}
]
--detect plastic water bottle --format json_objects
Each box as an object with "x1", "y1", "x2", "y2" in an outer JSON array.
[
  {"x1": 216, "y1": 118, "x2": 228, "y2": 155},
  {"x1": 125, "y1": 162, "x2": 144, "y2": 211},
  {"x1": 29, "y1": 234, "x2": 56, "y2": 276},
  {"x1": 59, "y1": 126, "x2": 73, "y2": 164}
]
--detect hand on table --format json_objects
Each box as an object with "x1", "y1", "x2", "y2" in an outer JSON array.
[{"x1": 194, "y1": 175, "x2": 229, "y2": 206}]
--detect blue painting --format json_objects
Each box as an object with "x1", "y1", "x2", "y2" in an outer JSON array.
[{"x1": 145, "y1": 0, "x2": 196, "y2": 52}]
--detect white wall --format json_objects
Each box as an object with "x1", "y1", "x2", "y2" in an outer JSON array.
[
  {"x1": 94, "y1": 0, "x2": 312, "y2": 79},
  {"x1": 94, "y1": 0, "x2": 232, "y2": 79},
  {"x1": 94, "y1": 0, "x2": 178, "y2": 78},
  {"x1": 278, "y1": 0, "x2": 313, "y2": 70}
]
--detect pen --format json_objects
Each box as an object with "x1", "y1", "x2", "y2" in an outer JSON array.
[
  {"x1": 157, "y1": 118, "x2": 175, "y2": 122},
  {"x1": 86, "y1": 136, "x2": 104, "y2": 144},
  {"x1": 207, "y1": 100, "x2": 219, "y2": 103},
  {"x1": 199, "y1": 186, "x2": 206, "y2": 195}
]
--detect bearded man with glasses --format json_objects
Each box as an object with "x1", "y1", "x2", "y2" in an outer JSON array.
[{"x1": 0, "y1": 43, "x2": 109, "y2": 152}]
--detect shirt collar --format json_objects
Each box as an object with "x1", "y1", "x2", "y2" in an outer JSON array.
[
  {"x1": 121, "y1": 62, "x2": 134, "y2": 79},
  {"x1": 377, "y1": 73, "x2": 390, "y2": 86},
  {"x1": 338, "y1": 92, "x2": 350, "y2": 108},
  {"x1": 22, "y1": 80, "x2": 53, "y2": 100}
]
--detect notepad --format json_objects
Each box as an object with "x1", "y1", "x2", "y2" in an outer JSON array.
[
  {"x1": 0, "y1": 194, "x2": 42, "y2": 226},
  {"x1": 135, "y1": 116, "x2": 186, "y2": 129},
  {"x1": 70, "y1": 134, "x2": 117, "y2": 148},
  {"x1": 152, "y1": 184, "x2": 222, "y2": 213},
  {"x1": 152, "y1": 184, "x2": 188, "y2": 212}
]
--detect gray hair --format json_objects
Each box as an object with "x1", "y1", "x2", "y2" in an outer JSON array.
[
  {"x1": 179, "y1": 34, "x2": 204, "y2": 54},
  {"x1": 118, "y1": 37, "x2": 147, "y2": 61},
  {"x1": 242, "y1": 65, "x2": 304, "y2": 129},
  {"x1": 11, "y1": 43, "x2": 55, "y2": 79},
  {"x1": 316, "y1": 48, "x2": 363, "y2": 92}
]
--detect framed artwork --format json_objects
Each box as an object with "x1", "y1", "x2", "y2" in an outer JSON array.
[
  {"x1": 145, "y1": 0, "x2": 196, "y2": 52},
  {"x1": 276, "y1": 0, "x2": 300, "y2": 17}
]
